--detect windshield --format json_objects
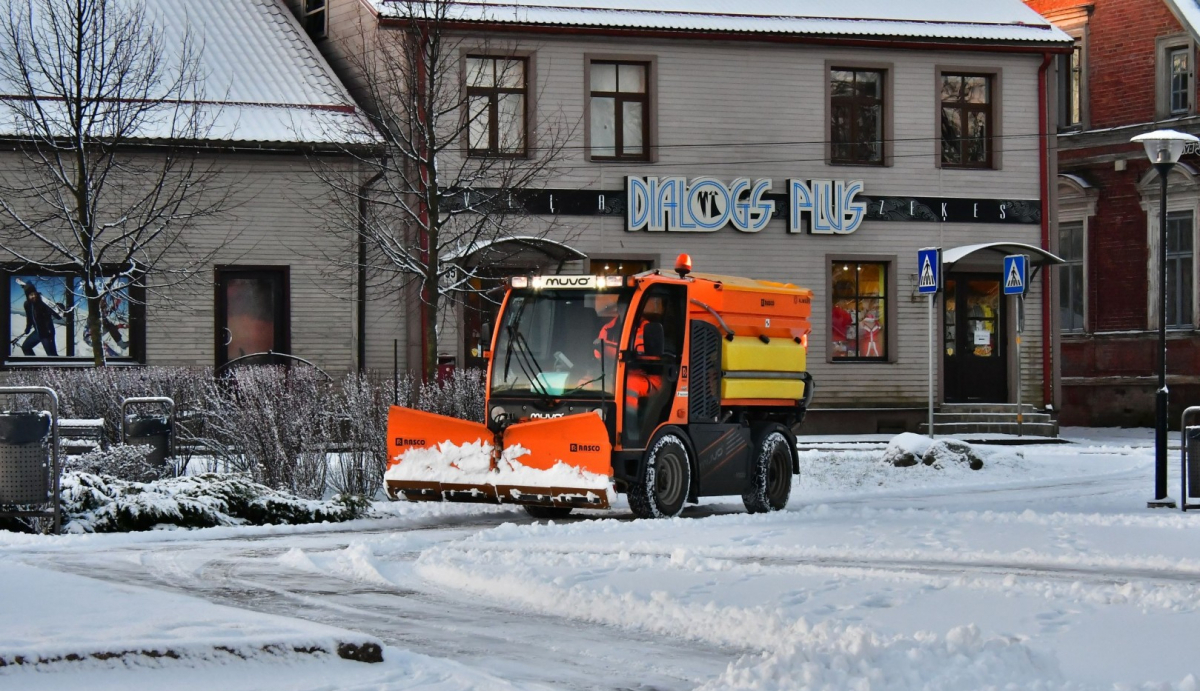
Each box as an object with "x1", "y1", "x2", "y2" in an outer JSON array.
[{"x1": 491, "y1": 289, "x2": 633, "y2": 399}]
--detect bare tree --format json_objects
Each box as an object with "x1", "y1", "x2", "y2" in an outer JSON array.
[
  {"x1": 0, "y1": 0, "x2": 229, "y2": 365},
  {"x1": 313, "y1": 0, "x2": 575, "y2": 380}
]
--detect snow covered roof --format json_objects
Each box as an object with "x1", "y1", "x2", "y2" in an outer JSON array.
[
  {"x1": 373, "y1": 0, "x2": 1072, "y2": 45},
  {"x1": 0, "y1": 0, "x2": 374, "y2": 147}
]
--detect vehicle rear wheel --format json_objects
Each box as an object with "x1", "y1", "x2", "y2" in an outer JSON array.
[
  {"x1": 743, "y1": 425, "x2": 794, "y2": 513},
  {"x1": 629, "y1": 428, "x2": 691, "y2": 519},
  {"x1": 523, "y1": 505, "x2": 574, "y2": 519}
]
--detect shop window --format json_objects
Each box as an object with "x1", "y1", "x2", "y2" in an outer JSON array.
[
  {"x1": 302, "y1": 0, "x2": 326, "y2": 40},
  {"x1": 940, "y1": 73, "x2": 993, "y2": 168},
  {"x1": 831, "y1": 261, "x2": 887, "y2": 361},
  {"x1": 3, "y1": 270, "x2": 141, "y2": 364},
  {"x1": 830, "y1": 68, "x2": 884, "y2": 165},
  {"x1": 1166, "y1": 211, "x2": 1194, "y2": 328},
  {"x1": 466, "y1": 56, "x2": 527, "y2": 157},
  {"x1": 1059, "y1": 221, "x2": 1086, "y2": 333},
  {"x1": 589, "y1": 61, "x2": 649, "y2": 160},
  {"x1": 1057, "y1": 38, "x2": 1084, "y2": 130}
]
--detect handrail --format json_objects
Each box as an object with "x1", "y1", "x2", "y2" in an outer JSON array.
[
  {"x1": 0, "y1": 386, "x2": 59, "y2": 533},
  {"x1": 214, "y1": 350, "x2": 333, "y2": 381},
  {"x1": 689, "y1": 299, "x2": 735, "y2": 340}
]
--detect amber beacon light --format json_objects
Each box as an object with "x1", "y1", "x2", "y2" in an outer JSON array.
[{"x1": 675, "y1": 253, "x2": 693, "y2": 278}]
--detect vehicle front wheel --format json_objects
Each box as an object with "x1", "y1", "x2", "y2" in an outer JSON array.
[
  {"x1": 629, "y1": 428, "x2": 692, "y2": 519},
  {"x1": 523, "y1": 505, "x2": 574, "y2": 519},
  {"x1": 743, "y1": 425, "x2": 794, "y2": 513}
]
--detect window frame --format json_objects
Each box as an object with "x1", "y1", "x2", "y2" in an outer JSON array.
[
  {"x1": 214, "y1": 265, "x2": 291, "y2": 370},
  {"x1": 1165, "y1": 210, "x2": 1195, "y2": 330},
  {"x1": 586, "y1": 59, "x2": 651, "y2": 162},
  {"x1": 827, "y1": 63, "x2": 891, "y2": 167},
  {"x1": 1156, "y1": 34, "x2": 1196, "y2": 119},
  {"x1": 1, "y1": 265, "x2": 146, "y2": 367},
  {"x1": 1142, "y1": 167, "x2": 1200, "y2": 331},
  {"x1": 825, "y1": 256, "x2": 897, "y2": 364},
  {"x1": 1058, "y1": 220, "x2": 1086, "y2": 334},
  {"x1": 464, "y1": 54, "x2": 530, "y2": 159},
  {"x1": 937, "y1": 71, "x2": 996, "y2": 170},
  {"x1": 1057, "y1": 34, "x2": 1087, "y2": 131},
  {"x1": 301, "y1": 0, "x2": 327, "y2": 40}
]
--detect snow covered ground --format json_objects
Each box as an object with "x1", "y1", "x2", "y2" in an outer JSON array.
[{"x1": 1, "y1": 428, "x2": 1197, "y2": 690}]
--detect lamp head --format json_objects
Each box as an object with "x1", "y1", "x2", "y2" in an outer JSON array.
[{"x1": 1131, "y1": 129, "x2": 1200, "y2": 167}]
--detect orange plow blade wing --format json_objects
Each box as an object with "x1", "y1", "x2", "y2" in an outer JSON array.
[
  {"x1": 386, "y1": 406, "x2": 493, "y2": 469},
  {"x1": 385, "y1": 409, "x2": 614, "y2": 509}
]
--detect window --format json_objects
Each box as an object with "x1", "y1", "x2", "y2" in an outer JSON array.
[
  {"x1": 216, "y1": 267, "x2": 289, "y2": 368},
  {"x1": 4, "y1": 270, "x2": 141, "y2": 363},
  {"x1": 302, "y1": 0, "x2": 326, "y2": 40},
  {"x1": 466, "y1": 56, "x2": 527, "y2": 157},
  {"x1": 940, "y1": 74, "x2": 993, "y2": 168},
  {"x1": 1171, "y1": 47, "x2": 1192, "y2": 115},
  {"x1": 830, "y1": 69, "x2": 884, "y2": 165},
  {"x1": 1058, "y1": 40, "x2": 1084, "y2": 130},
  {"x1": 1059, "y1": 221, "x2": 1085, "y2": 333},
  {"x1": 590, "y1": 61, "x2": 648, "y2": 160},
  {"x1": 1166, "y1": 211, "x2": 1194, "y2": 328},
  {"x1": 831, "y1": 262, "x2": 887, "y2": 361}
]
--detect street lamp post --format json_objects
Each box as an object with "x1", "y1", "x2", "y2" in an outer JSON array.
[{"x1": 1131, "y1": 129, "x2": 1200, "y2": 509}]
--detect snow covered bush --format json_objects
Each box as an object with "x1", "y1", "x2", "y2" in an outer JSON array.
[
  {"x1": 882, "y1": 433, "x2": 984, "y2": 470},
  {"x1": 65, "y1": 443, "x2": 164, "y2": 483},
  {"x1": 416, "y1": 368, "x2": 485, "y2": 423},
  {"x1": 328, "y1": 372, "x2": 394, "y2": 498},
  {"x1": 196, "y1": 366, "x2": 332, "y2": 499},
  {"x1": 61, "y1": 471, "x2": 366, "y2": 533}
]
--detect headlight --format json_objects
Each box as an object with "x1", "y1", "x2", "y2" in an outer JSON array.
[
  {"x1": 490, "y1": 405, "x2": 507, "y2": 423},
  {"x1": 592, "y1": 407, "x2": 604, "y2": 420}
]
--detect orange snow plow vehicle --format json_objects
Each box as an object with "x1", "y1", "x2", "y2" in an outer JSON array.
[{"x1": 385, "y1": 254, "x2": 814, "y2": 519}]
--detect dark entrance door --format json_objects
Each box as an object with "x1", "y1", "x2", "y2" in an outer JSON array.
[
  {"x1": 216, "y1": 267, "x2": 289, "y2": 368},
  {"x1": 943, "y1": 274, "x2": 1006, "y2": 403}
]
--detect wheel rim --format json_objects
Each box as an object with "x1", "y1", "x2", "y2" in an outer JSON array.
[
  {"x1": 655, "y1": 446, "x2": 686, "y2": 509},
  {"x1": 767, "y1": 441, "x2": 790, "y2": 502}
]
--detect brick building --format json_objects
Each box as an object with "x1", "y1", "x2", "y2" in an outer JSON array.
[{"x1": 1028, "y1": 0, "x2": 1200, "y2": 426}]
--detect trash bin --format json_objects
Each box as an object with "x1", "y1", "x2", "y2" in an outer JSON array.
[
  {"x1": 124, "y1": 415, "x2": 171, "y2": 467},
  {"x1": 121, "y1": 397, "x2": 175, "y2": 469},
  {"x1": 0, "y1": 411, "x2": 52, "y2": 505},
  {"x1": 1187, "y1": 426, "x2": 1200, "y2": 504}
]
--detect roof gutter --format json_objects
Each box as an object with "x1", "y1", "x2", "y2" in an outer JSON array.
[{"x1": 379, "y1": 18, "x2": 1075, "y2": 54}]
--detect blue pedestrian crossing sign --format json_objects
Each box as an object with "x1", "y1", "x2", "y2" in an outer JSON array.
[
  {"x1": 917, "y1": 248, "x2": 941, "y2": 295},
  {"x1": 1003, "y1": 254, "x2": 1028, "y2": 295}
]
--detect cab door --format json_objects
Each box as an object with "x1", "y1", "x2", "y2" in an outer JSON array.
[{"x1": 620, "y1": 284, "x2": 686, "y2": 448}]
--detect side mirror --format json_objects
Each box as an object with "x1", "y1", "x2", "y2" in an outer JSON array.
[
  {"x1": 481, "y1": 322, "x2": 493, "y2": 346},
  {"x1": 641, "y1": 322, "x2": 665, "y2": 358}
]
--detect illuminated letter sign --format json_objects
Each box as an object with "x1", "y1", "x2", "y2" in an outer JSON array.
[
  {"x1": 787, "y1": 179, "x2": 866, "y2": 234},
  {"x1": 627, "y1": 176, "x2": 865, "y2": 234},
  {"x1": 626, "y1": 176, "x2": 775, "y2": 232}
]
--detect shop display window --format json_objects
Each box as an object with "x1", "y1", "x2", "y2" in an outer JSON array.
[
  {"x1": 831, "y1": 261, "x2": 887, "y2": 361},
  {"x1": 3, "y1": 270, "x2": 141, "y2": 363}
]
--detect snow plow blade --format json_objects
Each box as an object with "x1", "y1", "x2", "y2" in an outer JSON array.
[
  {"x1": 386, "y1": 406, "x2": 492, "y2": 462},
  {"x1": 385, "y1": 411, "x2": 614, "y2": 509}
]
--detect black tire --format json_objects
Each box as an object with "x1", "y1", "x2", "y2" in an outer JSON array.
[
  {"x1": 523, "y1": 505, "x2": 574, "y2": 519},
  {"x1": 628, "y1": 428, "x2": 692, "y2": 519},
  {"x1": 743, "y1": 425, "x2": 794, "y2": 513}
]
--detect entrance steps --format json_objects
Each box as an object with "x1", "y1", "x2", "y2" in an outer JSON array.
[{"x1": 917, "y1": 403, "x2": 1059, "y2": 438}]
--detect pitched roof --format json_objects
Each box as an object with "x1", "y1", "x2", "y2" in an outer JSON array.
[
  {"x1": 1165, "y1": 0, "x2": 1200, "y2": 42},
  {"x1": 373, "y1": 0, "x2": 1072, "y2": 45},
  {"x1": 0, "y1": 0, "x2": 373, "y2": 146}
]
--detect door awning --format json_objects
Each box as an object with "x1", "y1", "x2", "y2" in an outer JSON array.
[
  {"x1": 446, "y1": 236, "x2": 587, "y2": 270},
  {"x1": 942, "y1": 242, "x2": 1064, "y2": 272}
]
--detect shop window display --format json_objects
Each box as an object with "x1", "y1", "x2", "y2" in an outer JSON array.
[
  {"x1": 831, "y1": 261, "x2": 887, "y2": 361},
  {"x1": 5, "y1": 273, "x2": 135, "y2": 361}
]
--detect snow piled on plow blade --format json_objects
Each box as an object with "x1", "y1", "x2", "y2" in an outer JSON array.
[{"x1": 385, "y1": 441, "x2": 615, "y2": 509}]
